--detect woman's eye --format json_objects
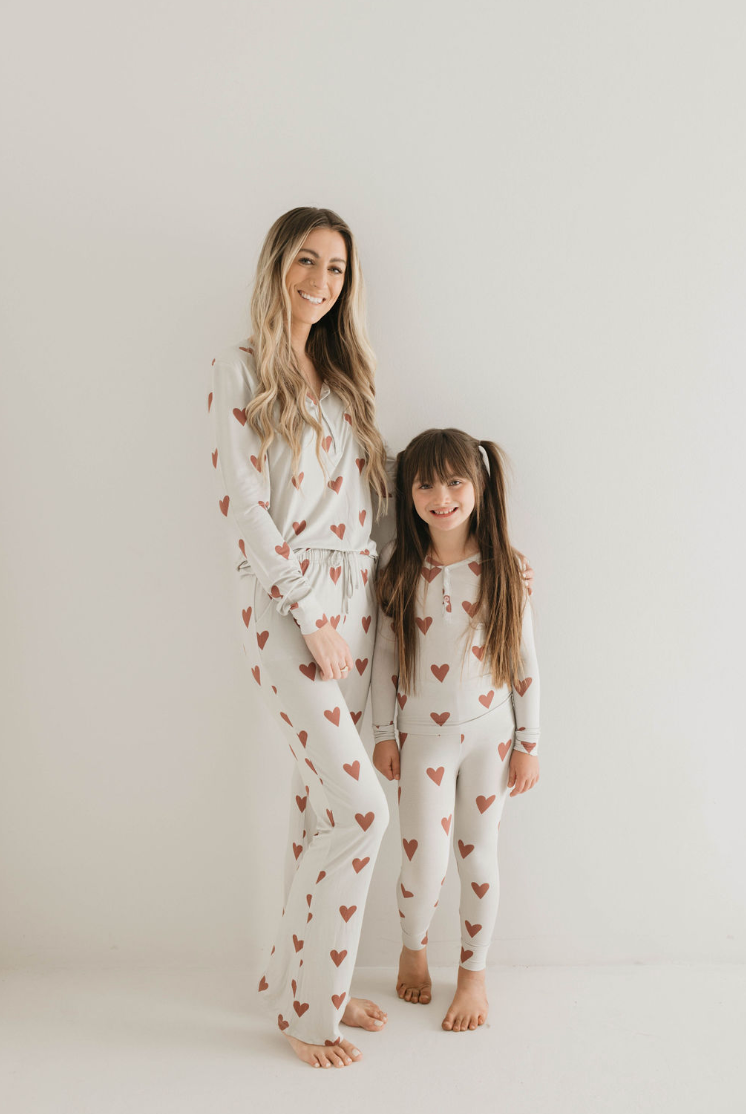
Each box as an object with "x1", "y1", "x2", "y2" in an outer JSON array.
[
  {"x1": 330, "y1": 266, "x2": 343, "y2": 274},
  {"x1": 299, "y1": 257, "x2": 313, "y2": 265}
]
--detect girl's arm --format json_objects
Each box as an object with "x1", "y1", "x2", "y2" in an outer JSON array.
[
  {"x1": 512, "y1": 592, "x2": 540, "y2": 756},
  {"x1": 210, "y1": 350, "x2": 327, "y2": 635}
]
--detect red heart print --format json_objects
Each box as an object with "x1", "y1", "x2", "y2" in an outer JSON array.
[
  {"x1": 403, "y1": 838, "x2": 418, "y2": 860},
  {"x1": 343, "y1": 413, "x2": 352, "y2": 424},
  {"x1": 343, "y1": 760, "x2": 360, "y2": 780},
  {"x1": 462, "y1": 600, "x2": 478, "y2": 617},
  {"x1": 250, "y1": 456, "x2": 261, "y2": 472},
  {"x1": 275, "y1": 542, "x2": 290, "y2": 559},
  {"x1": 293, "y1": 935, "x2": 304, "y2": 952},
  {"x1": 277, "y1": 1014, "x2": 289, "y2": 1031},
  {"x1": 238, "y1": 540, "x2": 246, "y2": 557},
  {"x1": 441, "y1": 815, "x2": 452, "y2": 834},
  {"x1": 431, "y1": 663, "x2": 449, "y2": 683},
  {"x1": 355, "y1": 812, "x2": 374, "y2": 831},
  {"x1": 350, "y1": 711, "x2": 362, "y2": 725},
  {"x1": 399, "y1": 732, "x2": 407, "y2": 745},
  {"x1": 355, "y1": 658, "x2": 368, "y2": 675},
  {"x1": 426, "y1": 767, "x2": 445, "y2": 785},
  {"x1": 330, "y1": 949, "x2": 347, "y2": 967},
  {"x1": 325, "y1": 1038, "x2": 341, "y2": 1046},
  {"x1": 421, "y1": 934, "x2": 428, "y2": 945},
  {"x1": 207, "y1": 391, "x2": 213, "y2": 411},
  {"x1": 293, "y1": 843, "x2": 303, "y2": 859},
  {"x1": 242, "y1": 607, "x2": 252, "y2": 627},
  {"x1": 514, "y1": 677, "x2": 533, "y2": 697},
  {"x1": 297, "y1": 731, "x2": 308, "y2": 747},
  {"x1": 315, "y1": 614, "x2": 329, "y2": 629},
  {"x1": 256, "y1": 630, "x2": 269, "y2": 650},
  {"x1": 280, "y1": 711, "x2": 292, "y2": 726},
  {"x1": 291, "y1": 473, "x2": 304, "y2": 489},
  {"x1": 356, "y1": 458, "x2": 365, "y2": 472},
  {"x1": 328, "y1": 476, "x2": 343, "y2": 494},
  {"x1": 430, "y1": 712, "x2": 450, "y2": 726},
  {"x1": 324, "y1": 708, "x2": 341, "y2": 726},
  {"x1": 359, "y1": 510, "x2": 366, "y2": 525},
  {"x1": 258, "y1": 976, "x2": 268, "y2": 991},
  {"x1": 465, "y1": 921, "x2": 482, "y2": 938},
  {"x1": 331, "y1": 993, "x2": 346, "y2": 1010},
  {"x1": 329, "y1": 615, "x2": 341, "y2": 629},
  {"x1": 238, "y1": 346, "x2": 253, "y2": 354},
  {"x1": 471, "y1": 645, "x2": 485, "y2": 660},
  {"x1": 295, "y1": 795, "x2": 307, "y2": 812},
  {"x1": 362, "y1": 615, "x2": 372, "y2": 633},
  {"x1": 460, "y1": 948, "x2": 473, "y2": 964},
  {"x1": 329, "y1": 566, "x2": 342, "y2": 584},
  {"x1": 521, "y1": 742, "x2": 537, "y2": 753},
  {"x1": 362, "y1": 568, "x2": 369, "y2": 586},
  {"x1": 330, "y1": 523, "x2": 346, "y2": 540},
  {"x1": 251, "y1": 666, "x2": 260, "y2": 685},
  {"x1": 326, "y1": 809, "x2": 335, "y2": 827},
  {"x1": 479, "y1": 690, "x2": 494, "y2": 708},
  {"x1": 397, "y1": 693, "x2": 408, "y2": 709},
  {"x1": 232, "y1": 407, "x2": 247, "y2": 425},
  {"x1": 219, "y1": 496, "x2": 230, "y2": 516},
  {"x1": 299, "y1": 662, "x2": 316, "y2": 681},
  {"x1": 401, "y1": 883, "x2": 413, "y2": 898},
  {"x1": 316, "y1": 871, "x2": 326, "y2": 883},
  {"x1": 270, "y1": 585, "x2": 282, "y2": 598},
  {"x1": 399, "y1": 910, "x2": 405, "y2": 918},
  {"x1": 293, "y1": 520, "x2": 306, "y2": 535},
  {"x1": 472, "y1": 882, "x2": 490, "y2": 899},
  {"x1": 352, "y1": 856, "x2": 369, "y2": 873},
  {"x1": 306, "y1": 893, "x2": 312, "y2": 907},
  {"x1": 300, "y1": 559, "x2": 310, "y2": 575},
  {"x1": 322, "y1": 435, "x2": 332, "y2": 452},
  {"x1": 397, "y1": 786, "x2": 402, "y2": 803},
  {"x1": 458, "y1": 840, "x2": 474, "y2": 858},
  {"x1": 468, "y1": 561, "x2": 482, "y2": 575},
  {"x1": 339, "y1": 905, "x2": 357, "y2": 922},
  {"x1": 305, "y1": 758, "x2": 316, "y2": 773},
  {"x1": 421, "y1": 566, "x2": 440, "y2": 583},
  {"x1": 498, "y1": 740, "x2": 511, "y2": 761},
  {"x1": 391, "y1": 675, "x2": 398, "y2": 688},
  {"x1": 415, "y1": 616, "x2": 433, "y2": 635},
  {"x1": 211, "y1": 449, "x2": 218, "y2": 468},
  {"x1": 476, "y1": 794, "x2": 496, "y2": 813},
  {"x1": 293, "y1": 1000, "x2": 310, "y2": 1017}
]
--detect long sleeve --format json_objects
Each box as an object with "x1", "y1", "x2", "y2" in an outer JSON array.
[
  {"x1": 512, "y1": 594, "x2": 541, "y2": 756},
  {"x1": 370, "y1": 541, "x2": 399, "y2": 743},
  {"x1": 210, "y1": 350, "x2": 327, "y2": 635}
]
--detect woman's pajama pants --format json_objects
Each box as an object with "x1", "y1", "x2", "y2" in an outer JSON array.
[
  {"x1": 397, "y1": 694, "x2": 515, "y2": 971},
  {"x1": 237, "y1": 549, "x2": 388, "y2": 1045}
]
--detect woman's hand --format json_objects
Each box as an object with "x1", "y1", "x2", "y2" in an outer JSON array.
[
  {"x1": 515, "y1": 550, "x2": 534, "y2": 596},
  {"x1": 373, "y1": 739, "x2": 400, "y2": 781},
  {"x1": 302, "y1": 623, "x2": 354, "y2": 681},
  {"x1": 508, "y1": 751, "x2": 539, "y2": 796}
]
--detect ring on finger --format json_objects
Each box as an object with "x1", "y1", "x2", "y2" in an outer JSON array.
[{"x1": 339, "y1": 663, "x2": 350, "y2": 673}]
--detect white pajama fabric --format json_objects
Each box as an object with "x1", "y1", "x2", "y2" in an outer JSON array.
[
  {"x1": 209, "y1": 343, "x2": 390, "y2": 1044},
  {"x1": 370, "y1": 543, "x2": 541, "y2": 970}
]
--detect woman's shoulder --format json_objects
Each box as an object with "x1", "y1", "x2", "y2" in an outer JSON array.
[
  {"x1": 378, "y1": 538, "x2": 396, "y2": 569},
  {"x1": 213, "y1": 340, "x2": 259, "y2": 389}
]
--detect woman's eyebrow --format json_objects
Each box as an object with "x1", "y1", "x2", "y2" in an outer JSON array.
[{"x1": 298, "y1": 247, "x2": 347, "y2": 264}]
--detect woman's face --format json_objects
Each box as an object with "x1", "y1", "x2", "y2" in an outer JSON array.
[
  {"x1": 285, "y1": 227, "x2": 348, "y2": 326},
  {"x1": 412, "y1": 472, "x2": 476, "y2": 537}
]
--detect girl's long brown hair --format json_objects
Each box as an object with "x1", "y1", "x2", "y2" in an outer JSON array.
[
  {"x1": 376, "y1": 428, "x2": 526, "y2": 693},
  {"x1": 246, "y1": 206, "x2": 389, "y2": 514}
]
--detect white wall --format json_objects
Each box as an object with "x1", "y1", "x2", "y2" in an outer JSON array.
[{"x1": 1, "y1": 0, "x2": 744, "y2": 970}]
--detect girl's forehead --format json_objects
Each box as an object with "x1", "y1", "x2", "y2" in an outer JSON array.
[{"x1": 413, "y1": 463, "x2": 468, "y2": 484}]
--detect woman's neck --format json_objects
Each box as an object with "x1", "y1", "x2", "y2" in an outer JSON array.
[{"x1": 290, "y1": 323, "x2": 323, "y2": 397}]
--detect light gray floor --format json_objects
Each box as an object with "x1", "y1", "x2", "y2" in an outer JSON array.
[{"x1": 1, "y1": 964, "x2": 743, "y2": 1114}]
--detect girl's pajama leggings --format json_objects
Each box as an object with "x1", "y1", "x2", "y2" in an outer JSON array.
[
  {"x1": 397, "y1": 694, "x2": 515, "y2": 971},
  {"x1": 237, "y1": 549, "x2": 388, "y2": 1045}
]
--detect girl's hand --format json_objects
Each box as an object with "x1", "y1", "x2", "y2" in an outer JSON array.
[
  {"x1": 373, "y1": 739, "x2": 401, "y2": 781},
  {"x1": 515, "y1": 550, "x2": 534, "y2": 596},
  {"x1": 508, "y1": 750, "x2": 539, "y2": 796},
  {"x1": 302, "y1": 624, "x2": 354, "y2": 681}
]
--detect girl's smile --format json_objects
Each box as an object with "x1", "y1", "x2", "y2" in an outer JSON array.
[{"x1": 412, "y1": 476, "x2": 476, "y2": 534}]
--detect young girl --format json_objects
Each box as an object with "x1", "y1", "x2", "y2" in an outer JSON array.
[{"x1": 371, "y1": 428, "x2": 540, "y2": 1033}]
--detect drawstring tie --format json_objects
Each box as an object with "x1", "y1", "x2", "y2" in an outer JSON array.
[{"x1": 341, "y1": 550, "x2": 362, "y2": 615}]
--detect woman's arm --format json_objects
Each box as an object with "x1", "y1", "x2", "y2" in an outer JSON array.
[{"x1": 211, "y1": 351, "x2": 326, "y2": 635}]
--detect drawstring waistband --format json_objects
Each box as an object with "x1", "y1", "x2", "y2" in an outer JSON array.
[{"x1": 296, "y1": 547, "x2": 376, "y2": 616}]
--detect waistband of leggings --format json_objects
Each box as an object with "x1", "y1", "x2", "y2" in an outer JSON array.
[{"x1": 398, "y1": 689, "x2": 513, "y2": 736}]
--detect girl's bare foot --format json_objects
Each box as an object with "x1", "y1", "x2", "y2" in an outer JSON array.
[
  {"x1": 283, "y1": 1032, "x2": 362, "y2": 1068},
  {"x1": 396, "y1": 944, "x2": 432, "y2": 1003},
  {"x1": 441, "y1": 966, "x2": 489, "y2": 1031},
  {"x1": 342, "y1": 997, "x2": 388, "y2": 1030}
]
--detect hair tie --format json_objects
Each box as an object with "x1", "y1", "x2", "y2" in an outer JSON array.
[{"x1": 478, "y1": 443, "x2": 490, "y2": 473}]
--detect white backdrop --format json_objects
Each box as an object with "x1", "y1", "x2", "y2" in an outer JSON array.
[{"x1": 1, "y1": 0, "x2": 744, "y2": 972}]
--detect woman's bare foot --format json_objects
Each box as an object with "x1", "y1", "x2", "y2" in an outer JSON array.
[
  {"x1": 342, "y1": 997, "x2": 388, "y2": 1030},
  {"x1": 441, "y1": 965, "x2": 489, "y2": 1031},
  {"x1": 396, "y1": 944, "x2": 432, "y2": 1003},
  {"x1": 283, "y1": 1032, "x2": 361, "y2": 1068}
]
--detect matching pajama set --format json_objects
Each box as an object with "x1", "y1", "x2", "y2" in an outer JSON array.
[
  {"x1": 371, "y1": 543, "x2": 540, "y2": 971},
  {"x1": 209, "y1": 343, "x2": 389, "y2": 1045}
]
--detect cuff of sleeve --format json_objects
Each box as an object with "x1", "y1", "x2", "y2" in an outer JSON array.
[
  {"x1": 513, "y1": 737, "x2": 539, "y2": 757},
  {"x1": 372, "y1": 724, "x2": 397, "y2": 744},
  {"x1": 284, "y1": 589, "x2": 328, "y2": 636}
]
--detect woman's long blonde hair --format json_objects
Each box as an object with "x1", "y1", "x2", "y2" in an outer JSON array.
[
  {"x1": 245, "y1": 207, "x2": 389, "y2": 513},
  {"x1": 376, "y1": 428, "x2": 527, "y2": 692}
]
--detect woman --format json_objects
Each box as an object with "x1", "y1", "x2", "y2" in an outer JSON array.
[{"x1": 209, "y1": 207, "x2": 392, "y2": 1068}]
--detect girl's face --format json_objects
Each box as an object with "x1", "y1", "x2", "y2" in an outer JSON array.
[
  {"x1": 412, "y1": 471, "x2": 476, "y2": 538},
  {"x1": 285, "y1": 227, "x2": 348, "y2": 326}
]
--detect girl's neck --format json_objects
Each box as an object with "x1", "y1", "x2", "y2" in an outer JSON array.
[{"x1": 427, "y1": 527, "x2": 479, "y2": 567}]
